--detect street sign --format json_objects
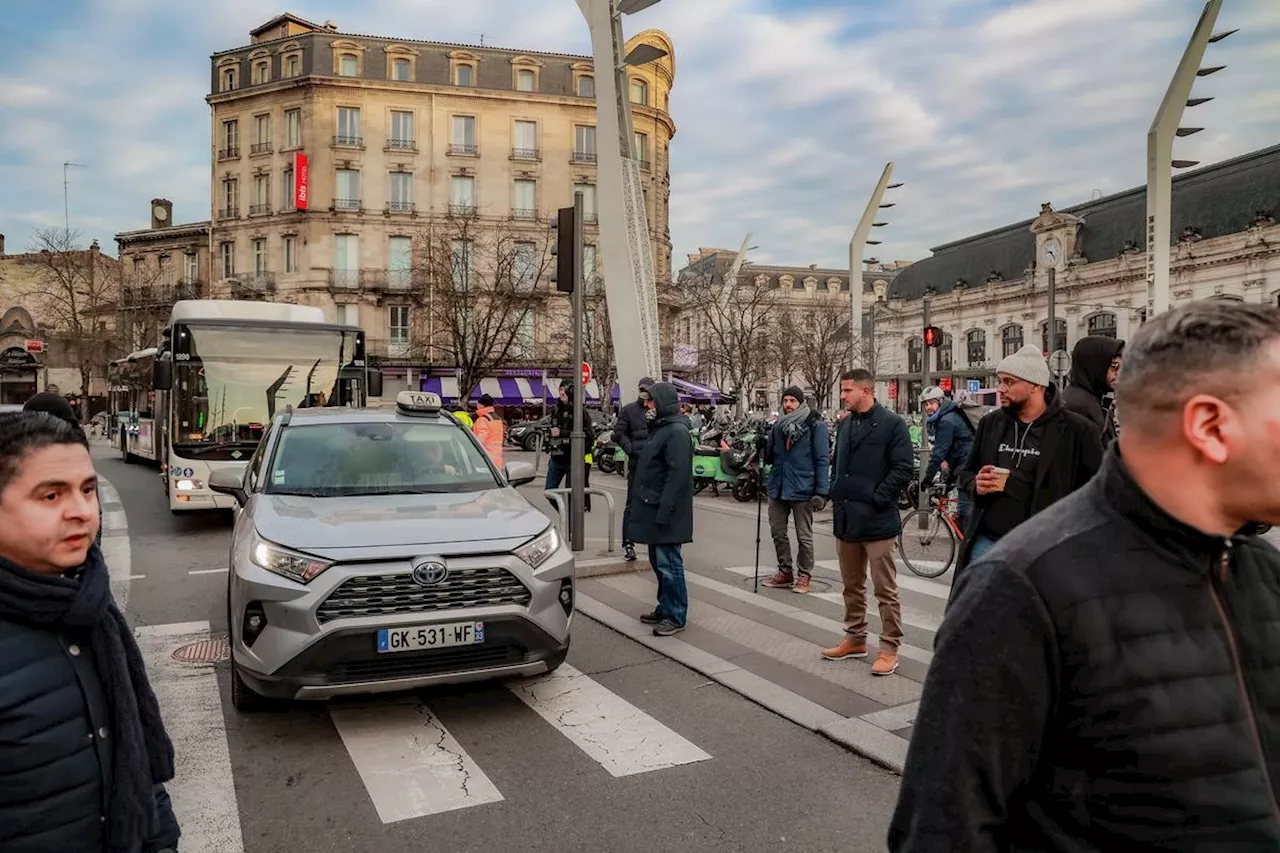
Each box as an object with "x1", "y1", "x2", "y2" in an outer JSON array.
[
  {"x1": 24, "y1": 340, "x2": 45, "y2": 354},
  {"x1": 939, "y1": 376, "x2": 952, "y2": 392},
  {"x1": 967, "y1": 379, "x2": 981, "y2": 394},
  {"x1": 581, "y1": 361, "x2": 592, "y2": 385},
  {"x1": 1049, "y1": 349, "x2": 1071, "y2": 378}
]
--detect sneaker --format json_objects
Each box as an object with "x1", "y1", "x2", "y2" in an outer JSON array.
[
  {"x1": 792, "y1": 573, "x2": 812, "y2": 594},
  {"x1": 624, "y1": 545, "x2": 637, "y2": 562},
  {"x1": 639, "y1": 611, "x2": 662, "y2": 625},
  {"x1": 652, "y1": 619, "x2": 686, "y2": 637},
  {"x1": 762, "y1": 570, "x2": 794, "y2": 589},
  {"x1": 821, "y1": 637, "x2": 868, "y2": 661},
  {"x1": 872, "y1": 650, "x2": 900, "y2": 676}
]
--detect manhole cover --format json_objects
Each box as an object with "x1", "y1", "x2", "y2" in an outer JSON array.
[
  {"x1": 172, "y1": 636, "x2": 230, "y2": 664},
  {"x1": 738, "y1": 574, "x2": 837, "y2": 594}
]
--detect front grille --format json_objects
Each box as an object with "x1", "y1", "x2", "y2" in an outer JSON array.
[
  {"x1": 329, "y1": 644, "x2": 525, "y2": 682},
  {"x1": 316, "y1": 566, "x2": 532, "y2": 624}
]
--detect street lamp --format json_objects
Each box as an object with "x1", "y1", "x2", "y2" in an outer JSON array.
[
  {"x1": 1146, "y1": 0, "x2": 1234, "y2": 318},
  {"x1": 576, "y1": 0, "x2": 668, "y2": 399},
  {"x1": 849, "y1": 163, "x2": 899, "y2": 355}
]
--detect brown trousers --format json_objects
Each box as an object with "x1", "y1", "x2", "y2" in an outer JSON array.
[{"x1": 835, "y1": 538, "x2": 903, "y2": 650}]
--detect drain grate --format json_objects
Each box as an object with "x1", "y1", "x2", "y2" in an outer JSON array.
[{"x1": 172, "y1": 635, "x2": 230, "y2": 664}]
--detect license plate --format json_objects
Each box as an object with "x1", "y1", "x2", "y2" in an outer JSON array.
[{"x1": 377, "y1": 621, "x2": 485, "y2": 654}]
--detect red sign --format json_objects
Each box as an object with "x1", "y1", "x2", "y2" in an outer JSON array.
[
  {"x1": 24, "y1": 340, "x2": 45, "y2": 354},
  {"x1": 939, "y1": 376, "x2": 953, "y2": 392},
  {"x1": 888, "y1": 379, "x2": 899, "y2": 400},
  {"x1": 294, "y1": 152, "x2": 309, "y2": 210},
  {"x1": 581, "y1": 362, "x2": 592, "y2": 385}
]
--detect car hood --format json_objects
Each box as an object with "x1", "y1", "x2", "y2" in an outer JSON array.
[{"x1": 250, "y1": 487, "x2": 552, "y2": 559}]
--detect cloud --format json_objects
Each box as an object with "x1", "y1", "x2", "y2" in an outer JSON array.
[{"x1": 0, "y1": 0, "x2": 1276, "y2": 275}]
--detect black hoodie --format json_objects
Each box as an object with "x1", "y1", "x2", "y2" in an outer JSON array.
[{"x1": 1062, "y1": 336, "x2": 1124, "y2": 444}]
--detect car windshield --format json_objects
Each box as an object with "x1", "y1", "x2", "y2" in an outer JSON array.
[{"x1": 264, "y1": 421, "x2": 500, "y2": 496}]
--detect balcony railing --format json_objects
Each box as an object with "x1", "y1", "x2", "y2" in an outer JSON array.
[
  {"x1": 333, "y1": 134, "x2": 364, "y2": 148},
  {"x1": 572, "y1": 151, "x2": 597, "y2": 164},
  {"x1": 217, "y1": 147, "x2": 240, "y2": 160},
  {"x1": 449, "y1": 204, "x2": 477, "y2": 216},
  {"x1": 386, "y1": 138, "x2": 417, "y2": 152},
  {"x1": 511, "y1": 208, "x2": 537, "y2": 220},
  {"x1": 329, "y1": 270, "x2": 361, "y2": 290},
  {"x1": 638, "y1": 157, "x2": 651, "y2": 171},
  {"x1": 511, "y1": 147, "x2": 539, "y2": 160},
  {"x1": 448, "y1": 143, "x2": 478, "y2": 156},
  {"x1": 364, "y1": 269, "x2": 418, "y2": 292},
  {"x1": 218, "y1": 207, "x2": 239, "y2": 220},
  {"x1": 249, "y1": 203, "x2": 271, "y2": 215},
  {"x1": 119, "y1": 281, "x2": 204, "y2": 308},
  {"x1": 388, "y1": 200, "x2": 415, "y2": 213},
  {"x1": 250, "y1": 142, "x2": 273, "y2": 155},
  {"x1": 241, "y1": 272, "x2": 276, "y2": 293},
  {"x1": 583, "y1": 211, "x2": 598, "y2": 223},
  {"x1": 334, "y1": 198, "x2": 361, "y2": 211}
]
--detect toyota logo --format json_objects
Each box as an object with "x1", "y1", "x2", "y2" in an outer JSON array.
[{"x1": 411, "y1": 560, "x2": 449, "y2": 587}]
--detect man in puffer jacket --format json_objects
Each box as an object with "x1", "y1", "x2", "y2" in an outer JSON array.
[
  {"x1": 761, "y1": 387, "x2": 829, "y2": 595},
  {"x1": 0, "y1": 411, "x2": 181, "y2": 853}
]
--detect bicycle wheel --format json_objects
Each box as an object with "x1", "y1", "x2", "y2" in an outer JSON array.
[{"x1": 897, "y1": 509, "x2": 957, "y2": 578}]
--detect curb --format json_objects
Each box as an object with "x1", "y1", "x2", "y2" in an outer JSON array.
[
  {"x1": 574, "y1": 555, "x2": 647, "y2": 578},
  {"x1": 575, "y1": 592, "x2": 907, "y2": 774}
]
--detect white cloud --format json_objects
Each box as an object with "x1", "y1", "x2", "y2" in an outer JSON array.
[{"x1": 0, "y1": 0, "x2": 1275, "y2": 275}]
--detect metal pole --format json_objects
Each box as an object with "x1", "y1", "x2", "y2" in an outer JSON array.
[
  {"x1": 1047, "y1": 266, "x2": 1059, "y2": 386},
  {"x1": 850, "y1": 162, "x2": 894, "y2": 352},
  {"x1": 570, "y1": 192, "x2": 587, "y2": 553},
  {"x1": 917, "y1": 294, "x2": 932, "y2": 521}
]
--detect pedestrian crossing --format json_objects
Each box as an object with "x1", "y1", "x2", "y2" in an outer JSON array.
[{"x1": 136, "y1": 621, "x2": 715, "y2": 840}]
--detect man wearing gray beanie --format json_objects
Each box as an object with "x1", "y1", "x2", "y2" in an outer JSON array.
[{"x1": 950, "y1": 344, "x2": 1102, "y2": 587}]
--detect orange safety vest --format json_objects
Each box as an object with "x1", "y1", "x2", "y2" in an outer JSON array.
[{"x1": 472, "y1": 406, "x2": 505, "y2": 467}]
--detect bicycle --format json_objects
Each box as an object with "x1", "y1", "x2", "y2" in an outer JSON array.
[{"x1": 897, "y1": 483, "x2": 965, "y2": 578}]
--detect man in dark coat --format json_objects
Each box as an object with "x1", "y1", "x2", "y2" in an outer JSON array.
[
  {"x1": 890, "y1": 299, "x2": 1280, "y2": 852},
  {"x1": 628, "y1": 382, "x2": 693, "y2": 637},
  {"x1": 822, "y1": 369, "x2": 915, "y2": 676},
  {"x1": 0, "y1": 412, "x2": 180, "y2": 853},
  {"x1": 762, "y1": 386, "x2": 830, "y2": 594},
  {"x1": 954, "y1": 344, "x2": 1102, "y2": 581},
  {"x1": 1062, "y1": 334, "x2": 1125, "y2": 446},
  {"x1": 614, "y1": 376, "x2": 655, "y2": 561},
  {"x1": 544, "y1": 383, "x2": 594, "y2": 511}
]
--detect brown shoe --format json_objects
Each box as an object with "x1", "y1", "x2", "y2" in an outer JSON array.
[
  {"x1": 762, "y1": 570, "x2": 794, "y2": 588},
  {"x1": 792, "y1": 573, "x2": 812, "y2": 594},
  {"x1": 872, "y1": 650, "x2": 899, "y2": 676},
  {"x1": 821, "y1": 637, "x2": 868, "y2": 660}
]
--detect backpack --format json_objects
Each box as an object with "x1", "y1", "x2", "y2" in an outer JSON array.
[{"x1": 956, "y1": 398, "x2": 994, "y2": 433}]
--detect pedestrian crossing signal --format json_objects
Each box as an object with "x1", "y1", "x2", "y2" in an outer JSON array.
[{"x1": 923, "y1": 326, "x2": 943, "y2": 348}]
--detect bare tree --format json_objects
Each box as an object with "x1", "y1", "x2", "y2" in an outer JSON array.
[
  {"x1": 681, "y1": 266, "x2": 773, "y2": 414},
  {"x1": 408, "y1": 212, "x2": 554, "y2": 403},
  {"x1": 798, "y1": 308, "x2": 854, "y2": 414},
  {"x1": 767, "y1": 311, "x2": 805, "y2": 394},
  {"x1": 18, "y1": 229, "x2": 122, "y2": 395}
]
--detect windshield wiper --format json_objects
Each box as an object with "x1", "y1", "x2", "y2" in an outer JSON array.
[{"x1": 178, "y1": 441, "x2": 260, "y2": 457}]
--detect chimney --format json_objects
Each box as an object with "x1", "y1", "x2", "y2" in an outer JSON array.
[{"x1": 151, "y1": 198, "x2": 173, "y2": 230}]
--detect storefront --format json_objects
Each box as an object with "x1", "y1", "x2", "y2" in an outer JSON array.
[{"x1": 0, "y1": 346, "x2": 40, "y2": 406}]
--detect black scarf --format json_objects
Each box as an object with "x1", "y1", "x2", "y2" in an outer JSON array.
[{"x1": 0, "y1": 546, "x2": 175, "y2": 853}]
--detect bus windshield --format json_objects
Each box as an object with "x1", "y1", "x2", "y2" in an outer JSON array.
[{"x1": 172, "y1": 325, "x2": 362, "y2": 452}]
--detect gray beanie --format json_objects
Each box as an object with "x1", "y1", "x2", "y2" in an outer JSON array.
[{"x1": 996, "y1": 345, "x2": 1051, "y2": 387}]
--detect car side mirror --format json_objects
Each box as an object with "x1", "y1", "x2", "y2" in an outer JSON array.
[
  {"x1": 367, "y1": 369, "x2": 383, "y2": 400},
  {"x1": 208, "y1": 468, "x2": 247, "y2": 506},
  {"x1": 504, "y1": 460, "x2": 536, "y2": 488},
  {"x1": 153, "y1": 356, "x2": 173, "y2": 391}
]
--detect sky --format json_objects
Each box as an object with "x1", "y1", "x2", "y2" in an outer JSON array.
[{"x1": 1, "y1": 0, "x2": 1277, "y2": 273}]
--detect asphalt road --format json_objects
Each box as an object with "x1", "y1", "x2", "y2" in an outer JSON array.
[{"x1": 95, "y1": 446, "x2": 900, "y2": 853}]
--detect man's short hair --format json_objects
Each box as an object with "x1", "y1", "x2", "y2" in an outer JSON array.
[
  {"x1": 0, "y1": 411, "x2": 89, "y2": 493},
  {"x1": 840, "y1": 368, "x2": 874, "y2": 387},
  {"x1": 1115, "y1": 299, "x2": 1280, "y2": 432}
]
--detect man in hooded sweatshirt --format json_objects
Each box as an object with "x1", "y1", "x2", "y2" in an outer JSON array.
[{"x1": 1062, "y1": 335, "x2": 1124, "y2": 446}]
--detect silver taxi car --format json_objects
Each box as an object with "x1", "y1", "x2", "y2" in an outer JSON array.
[{"x1": 209, "y1": 391, "x2": 573, "y2": 711}]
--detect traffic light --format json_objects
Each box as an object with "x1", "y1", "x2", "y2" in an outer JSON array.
[
  {"x1": 923, "y1": 325, "x2": 944, "y2": 348},
  {"x1": 550, "y1": 205, "x2": 578, "y2": 294}
]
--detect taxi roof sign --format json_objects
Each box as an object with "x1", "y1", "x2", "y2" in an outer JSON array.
[{"x1": 396, "y1": 391, "x2": 443, "y2": 412}]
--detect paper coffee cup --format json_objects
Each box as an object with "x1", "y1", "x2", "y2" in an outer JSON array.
[{"x1": 992, "y1": 467, "x2": 1011, "y2": 490}]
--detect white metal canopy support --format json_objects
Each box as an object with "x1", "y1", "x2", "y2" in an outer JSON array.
[
  {"x1": 718, "y1": 233, "x2": 752, "y2": 311},
  {"x1": 850, "y1": 163, "x2": 894, "y2": 354}
]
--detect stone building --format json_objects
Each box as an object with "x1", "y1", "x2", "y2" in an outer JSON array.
[
  {"x1": 877, "y1": 143, "x2": 1280, "y2": 413},
  {"x1": 200, "y1": 12, "x2": 676, "y2": 389},
  {"x1": 114, "y1": 200, "x2": 213, "y2": 351}
]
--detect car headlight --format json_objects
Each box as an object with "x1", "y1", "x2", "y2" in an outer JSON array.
[
  {"x1": 514, "y1": 526, "x2": 560, "y2": 571},
  {"x1": 249, "y1": 530, "x2": 333, "y2": 584}
]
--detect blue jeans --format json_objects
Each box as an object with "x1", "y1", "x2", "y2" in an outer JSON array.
[
  {"x1": 648, "y1": 544, "x2": 688, "y2": 627},
  {"x1": 969, "y1": 534, "x2": 999, "y2": 562}
]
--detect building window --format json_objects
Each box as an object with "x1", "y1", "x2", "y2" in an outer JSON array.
[
  {"x1": 337, "y1": 304, "x2": 358, "y2": 326},
  {"x1": 450, "y1": 115, "x2": 476, "y2": 154},
  {"x1": 252, "y1": 61, "x2": 269, "y2": 85},
  {"x1": 252, "y1": 114, "x2": 271, "y2": 153},
  {"x1": 937, "y1": 333, "x2": 953, "y2": 372},
  {"x1": 221, "y1": 178, "x2": 239, "y2": 217},
  {"x1": 389, "y1": 236, "x2": 412, "y2": 289},
  {"x1": 282, "y1": 166, "x2": 294, "y2": 208},
  {"x1": 629, "y1": 77, "x2": 648, "y2": 106},
  {"x1": 512, "y1": 179, "x2": 536, "y2": 218},
  {"x1": 1002, "y1": 324, "x2": 1024, "y2": 358},
  {"x1": 515, "y1": 68, "x2": 535, "y2": 92},
  {"x1": 220, "y1": 119, "x2": 239, "y2": 158},
  {"x1": 252, "y1": 238, "x2": 268, "y2": 275},
  {"x1": 284, "y1": 55, "x2": 301, "y2": 78},
  {"x1": 573, "y1": 125, "x2": 596, "y2": 162},
  {"x1": 285, "y1": 108, "x2": 301, "y2": 148},
  {"x1": 1087, "y1": 312, "x2": 1117, "y2": 338},
  {"x1": 966, "y1": 329, "x2": 986, "y2": 365},
  {"x1": 335, "y1": 169, "x2": 360, "y2": 210},
  {"x1": 908, "y1": 337, "x2": 922, "y2": 374},
  {"x1": 283, "y1": 236, "x2": 296, "y2": 273},
  {"x1": 221, "y1": 67, "x2": 236, "y2": 92},
  {"x1": 514, "y1": 310, "x2": 535, "y2": 358},
  {"x1": 389, "y1": 110, "x2": 414, "y2": 148},
  {"x1": 184, "y1": 252, "x2": 198, "y2": 284},
  {"x1": 577, "y1": 75, "x2": 595, "y2": 97},
  {"x1": 633, "y1": 131, "x2": 649, "y2": 168},
  {"x1": 336, "y1": 107, "x2": 361, "y2": 145},
  {"x1": 219, "y1": 242, "x2": 235, "y2": 278},
  {"x1": 338, "y1": 54, "x2": 359, "y2": 77},
  {"x1": 583, "y1": 244, "x2": 597, "y2": 294},
  {"x1": 450, "y1": 176, "x2": 476, "y2": 215},
  {"x1": 333, "y1": 234, "x2": 359, "y2": 288},
  {"x1": 158, "y1": 255, "x2": 172, "y2": 287},
  {"x1": 513, "y1": 120, "x2": 538, "y2": 159},
  {"x1": 1041, "y1": 319, "x2": 1067, "y2": 355},
  {"x1": 389, "y1": 305, "x2": 411, "y2": 351},
  {"x1": 451, "y1": 239, "x2": 473, "y2": 289},
  {"x1": 389, "y1": 172, "x2": 413, "y2": 211},
  {"x1": 392, "y1": 57, "x2": 411, "y2": 81},
  {"x1": 513, "y1": 242, "x2": 536, "y2": 292},
  {"x1": 575, "y1": 183, "x2": 597, "y2": 221},
  {"x1": 455, "y1": 64, "x2": 475, "y2": 86},
  {"x1": 251, "y1": 175, "x2": 270, "y2": 214}
]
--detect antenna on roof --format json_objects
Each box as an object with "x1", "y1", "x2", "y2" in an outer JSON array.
[{"x1": 475, "y1": 33, "x2": 486, "y2": 46}]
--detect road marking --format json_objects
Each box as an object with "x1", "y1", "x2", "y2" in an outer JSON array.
[
  {"x1": 508, "y1": 663, "x2": 711, "y2": 777},
  {"x1": 189, "y1": 568, "x2": 230, "y2": 575},
  {"x1": 861, "y1": 700, "x2": 919, "y2": 732},
  {"x1": 136, "y1": 622, "x2": 244, "y2": 853},
  {"x1": 128, "y1": 574, "x2": 147, "y2": 580},
  {"x1": 329, "y1": 702, "x2": 503, "y2": 822},
  {"x1": 721, "y1": 562, "x2": 952, "y2": 600},
  {"x1": 98, "y1": 476, "x2": 132, "y2": 611}
]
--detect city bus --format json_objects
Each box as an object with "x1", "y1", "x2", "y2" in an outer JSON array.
[
  {"x1": 112, "y1": 300, "x2": 377, "y2": 512},
  {"x1": 107, "y1": 347, "x2": 161, "y2": 463}
]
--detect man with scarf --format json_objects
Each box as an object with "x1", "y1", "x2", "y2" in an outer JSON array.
[
  {"x1": 0, "y1": 411, "x2": 180, "y2": 853},
  {"x1": 762, "y1": 387, "x2": 830, "y2": 595}
]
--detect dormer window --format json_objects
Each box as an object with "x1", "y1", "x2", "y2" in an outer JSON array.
[
  {"x1": 339, "y1": 54, "x2": 358, "y2": 76},
  {"x1": 516, "y1": 69, "x2": 535, "y2": 91},
  {"x1": 456, "y1": 64, "x2": 475, "y2": 86},
  {"x1": 252, "y1": 61, "x2": 269, "y2": 85},
  {"x1": 578, "y1": 75, "x2": 595, "y2": 97},
  {"x1": 392, "y1": 58, "x2": 411, "y2": 81},
  {"x1": 222, "y1": 67, "x2": 237, "y2": 92}
]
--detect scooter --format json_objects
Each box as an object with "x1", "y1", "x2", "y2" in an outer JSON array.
[
  {"x1": 594, "y1": 430, "x2": 621, "y2": 474},
  {"x1": 692, "y1": 424, "x2": 730, "y2": 495}
]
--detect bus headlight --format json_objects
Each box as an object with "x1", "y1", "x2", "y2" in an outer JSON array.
[
  {"x1": 249, "y1": 531, "x2": 333, "y2": 584},
  {"x1": 175, "y1": 479, "x2": 204, "y2": 491}
]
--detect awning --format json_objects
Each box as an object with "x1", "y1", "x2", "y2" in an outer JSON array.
[
  {"x1": 420, "y1": 375, "x2": 613, "y2": 406},
  {"x1": 669, "y1": 377, "x2": 720, "y2": 402}
]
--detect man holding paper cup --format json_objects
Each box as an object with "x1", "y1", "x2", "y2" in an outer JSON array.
[{"x1": 952, "y1": 344, "x2": 1102, "y2": 583}]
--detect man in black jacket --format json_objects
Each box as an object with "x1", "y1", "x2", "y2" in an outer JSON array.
[
  {"x1": 0, "y1": 412, "x2": 180, "y2": 853},
  {"x1": 954, "y1": 344, "x2": 1102, "y2": 578},
  {"x1": 615, "y1": 376, "x2": 655, "y2": 561},
  {"x1": 822, "y1": 369, "x2": 915, "y2": 676},
  {"x1": 1062, "y1": 334, "x2": 1124, "y2": 446},
  {"x1": 890, "y1": 298, "x2": 1280, "y2": 852},
  {"x1": 545, "y1": 383, "x2": 593, "y2": 512}
]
